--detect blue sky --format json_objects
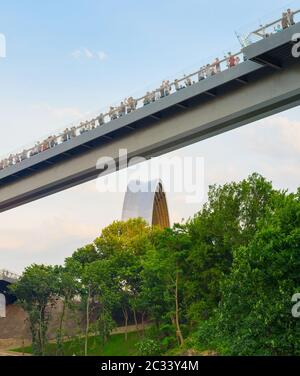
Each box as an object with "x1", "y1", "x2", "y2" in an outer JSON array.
[{"x1": 0, "y1": 0, "x2": 300, "y2": 272}]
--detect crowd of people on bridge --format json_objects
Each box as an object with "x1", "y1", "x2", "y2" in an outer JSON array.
[
  {"x1": 0, "y1": 8, "x2": 298, "y2": 172},
  {"x1": 0, "y1": 51, "x2": 244, "y2": 171}
]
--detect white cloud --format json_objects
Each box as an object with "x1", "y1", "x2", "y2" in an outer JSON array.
[
  {"x1": 97, "y1": 51, "x2": 108, "y2": 61},
  {"x1": 71, "y1": 49, "x2": 81, "y2": 59},
  {"x1": 245, "y1": 115, "x2": 300, "y2": 157},
  {"x1": 274, "y1": 116, "x2": 300, "y2": 153},
  {"x1": 71, "y1": 48, "x2": 108, "y2": 62},
  {"x1": 83, "y1": 48, "x2": 94, "y2": 59}
]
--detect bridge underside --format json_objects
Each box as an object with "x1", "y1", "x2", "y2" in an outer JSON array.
[
  {"x1": 0, "y1": 23, "x2": 299, "y2": 213},
  {"x1": 0, "y1": 281, "x2": 16, "y2": 305}
]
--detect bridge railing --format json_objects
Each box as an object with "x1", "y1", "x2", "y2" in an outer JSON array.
[
  {"x1": 0, "y1": 7, "x2": 299, "y2": 171},
  {"x1": 0, "y1": 269, "x2": 19, "y2": 282},
  {"x1": 0, "y1": 50, "x2": 245, "y2": 168}
]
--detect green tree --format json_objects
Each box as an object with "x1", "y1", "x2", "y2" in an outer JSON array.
[
  {"x1": 84, "y1": 260, "x2": 118, "y2": 349},
  {"x1": 65, "y1": 244, "x2": 99, "y2": 356},
  {"x1": 197, "y1": 190, "x2": 300, "y2": 355},
  {"x1": 54, "y1": 265, "x2": 79, "y2": 355},
  {"x1": 94, "y1": 218, "x2": 155, "y2": 340},
  {"x1": 11, "y1": 264, "x2": 57, "y2": 356},
  {"x1": 186, "y1": 173, "x2": 275, "y2": 323},
  {"x1": 142, "y1": 225, "x2": 192, "y2": 346}
]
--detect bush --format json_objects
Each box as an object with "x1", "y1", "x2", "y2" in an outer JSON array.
[{"x1": 136, "y1": 339, "x2": 162, "y2": 356}]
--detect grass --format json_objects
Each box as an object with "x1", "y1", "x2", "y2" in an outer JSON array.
[{"x1": 13, "y1": 331, "x2": 141, "y2": 356}]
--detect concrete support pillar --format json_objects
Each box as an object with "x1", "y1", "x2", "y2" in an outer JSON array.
[{"x1": 0, "y1": 294, "x2": 6, "y2": 318}]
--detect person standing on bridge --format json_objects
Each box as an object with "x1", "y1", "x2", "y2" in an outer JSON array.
[
  {"x1": 97, "y1": 113, "x2": 105, "y2": 126},
  {"x1": 41, "y1": 139, "x2": 49, "y2": 152},
  {"x1": 159, "y1": 82, "x2": 165, "y2": 98},
  {"x1": 274, "y1": 24, "x2": 282, "y2": 33},
  {"x1": 205, "y1": 64, "x2": 212, "y2": 77},
  {"x1": 287, "y1": 9, "x2": 295, "y2": 26},
  {"x1": 175, "y1": 79, "x2": 184, "y2": 90},
  {"x1": 227, "y1": 52, "x2": 236, "y2": 68},
  {"x1": 2, "y1": 158, "x2": 8, "y2": 169},
  {"x1": 213, "y1": 58, "x2": 221, "y2": 74},
  {"x1": 150, "y1": 91, "x2": 156, "y2": 102},
  {"x1": 184, "y1": 75, "x2": 192, "y2": 87},
  {"x1": 164, "y1": 80, "x2": 171, "y2": 96},
  {"x1": 62, "y1": 128, "x2": 70, "y2": 141},
  {"x1": 118, "y1": 102, "x2": 126, "y2": 117},
  {"x1": 89, "y1": 120, "x2": 96, "y2": 130},
  {"x1": 198, "y1": 67, "x2": 205, "y2": 81},
  {"x1": 79, "y1": 122, "x2": 87, "y2": 134},
  {"x1": 281, "y1": 12, "x2": 289, "y2": 29},
  {"x1": 70, "y1": 126, "x2": 77, "y2": 137},
  {"x1": 30, "y1": 142, "x2": 40, "y2": 155},
  {"x1": 143, "y1": 92, "x2": 151, "y2": 106},
  {"x1": 109, "y1": 106, "x2": 117, "y2": 120},
  {"x1": 19, "y1": 149, "x2": 28, "y2": 161},
  {"x1": 127, "y1": 97, "x2": 137, "y2": 112}
]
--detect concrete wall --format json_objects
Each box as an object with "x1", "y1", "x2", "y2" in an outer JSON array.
[
  {"x1": 0, "y1": 304, "x2": 29, "y2": 340},
  {"x1": 0, "y1": 302, "x2": 83, "y2": 341}
]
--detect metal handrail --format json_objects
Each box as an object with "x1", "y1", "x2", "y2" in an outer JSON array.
[{"x1": 0, "y1": 52, "x2": 245, "y2": 166}]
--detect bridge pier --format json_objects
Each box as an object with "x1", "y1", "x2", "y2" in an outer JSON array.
[{"x1": 0, "y1": 294, "x2": 6, "y2": 318}]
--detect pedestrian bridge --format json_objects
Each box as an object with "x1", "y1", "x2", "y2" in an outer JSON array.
[
  {"x1": 0, "y1": 23, "x2": 300, "y2": 213},
  {"x1": 0, "y1": 270, "x2": 19, "y2": 285},
  {"x1": 0, "y1": 271, "x2": 19, "y2": 317}
]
